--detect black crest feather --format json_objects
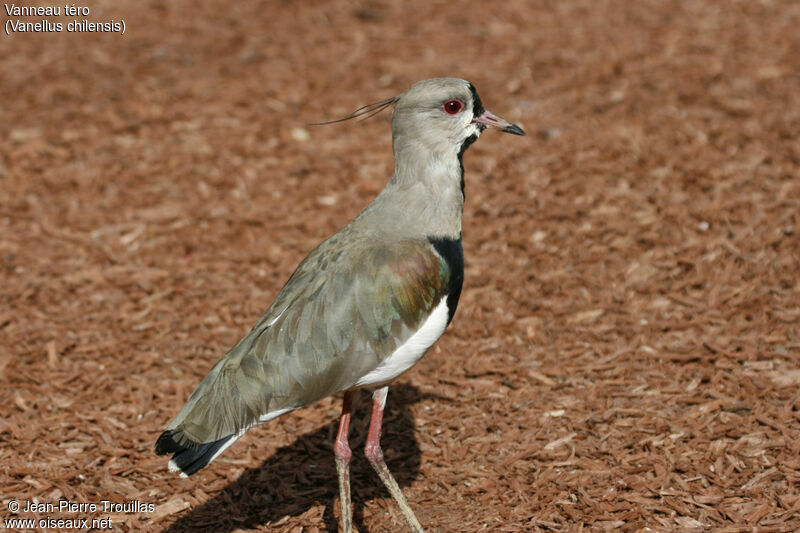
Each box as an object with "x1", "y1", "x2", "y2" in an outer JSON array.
[{"x1": 309, "y1": 96, "x2": 398, "y2": 126}]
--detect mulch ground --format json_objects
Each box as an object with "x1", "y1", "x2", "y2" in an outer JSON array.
[{"x1": 2, "y1": 1, "x2": 799, "y2": 531}]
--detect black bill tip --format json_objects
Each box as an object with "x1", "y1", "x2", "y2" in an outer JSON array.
[{"x1": 502, "y1": 123, "x2": 526, "y2": 136}]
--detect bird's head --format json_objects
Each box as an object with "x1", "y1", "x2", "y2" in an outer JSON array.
[
  {"x1": 391, "y1": 78, "x2": 525, "y2": 158},
  {"x1": 311, "y1": 78, "x2": 524, "y2": 183}
]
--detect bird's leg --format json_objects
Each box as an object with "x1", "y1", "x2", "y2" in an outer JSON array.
[
  {"x1": 334, "y1": 390, "x2": 356, "y2": 533},
  {"x1": 365, "y1": 386, "x2": 424, "y2": 532}
]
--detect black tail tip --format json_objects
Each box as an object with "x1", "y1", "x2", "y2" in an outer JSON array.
[
  {"x1": 155, "y1": 430, "x2": 186, "y2": 456},
  {"x1": 155, "y1": 430, "x2": 233, "y2": 477}
]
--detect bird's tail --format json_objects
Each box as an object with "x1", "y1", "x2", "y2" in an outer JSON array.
[{"x1": 155, "y1": 430, "x2": 240, "y2": 477}]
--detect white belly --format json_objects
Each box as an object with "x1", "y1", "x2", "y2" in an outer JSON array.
[{"x1": 354, "y1": 298, "x2": 450, "y2": 388}]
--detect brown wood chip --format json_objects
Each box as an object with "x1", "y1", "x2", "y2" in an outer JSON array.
[{"x1": 2, "y1": 1, "x2": 799, "y2": 531}]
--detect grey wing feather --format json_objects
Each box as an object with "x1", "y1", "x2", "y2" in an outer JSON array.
[{"x1": 165, "y1": 237, "x2": 448, "y2": 446}]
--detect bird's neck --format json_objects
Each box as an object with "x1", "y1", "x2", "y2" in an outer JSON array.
[{"x1": 378, "y1": 140, "x2": 465, "y2": 239}]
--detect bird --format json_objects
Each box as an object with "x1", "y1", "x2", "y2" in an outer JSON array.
[{"x1": 155, "y1": 77, "x2": 525, "y2": 532}]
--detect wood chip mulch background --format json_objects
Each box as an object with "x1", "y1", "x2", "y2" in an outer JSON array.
[{"x1": 2, "y1": 1, "x2": 799, "y2": 531}]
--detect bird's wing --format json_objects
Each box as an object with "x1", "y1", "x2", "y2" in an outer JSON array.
[{"x1": 163, "y1": 236, "x2": 453, "y2": 446}]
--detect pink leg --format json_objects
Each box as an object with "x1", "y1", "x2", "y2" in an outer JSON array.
[
  {"x1": 334, "y1": 390, "x2": 355, "y2": 533},
  {"x1": 365, "y1": 387, "x2": 424, "y2": 532}
]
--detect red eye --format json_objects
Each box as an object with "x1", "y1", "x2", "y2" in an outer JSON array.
[{"x1": 443, "y1": 99, "x2": 464, "y2": 115}]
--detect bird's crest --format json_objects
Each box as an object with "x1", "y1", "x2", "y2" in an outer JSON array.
[{"x1": 310, "y1": 96, "x2": 399, "y2": 126}]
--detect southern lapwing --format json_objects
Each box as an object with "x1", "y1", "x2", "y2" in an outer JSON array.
[{"x1": 156, "y1": 78, "x2": 525, "y2": 532}]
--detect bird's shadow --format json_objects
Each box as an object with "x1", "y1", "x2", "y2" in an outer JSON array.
[{"x1": 163, "y1": 384, "x2": 435, "y2": 532}]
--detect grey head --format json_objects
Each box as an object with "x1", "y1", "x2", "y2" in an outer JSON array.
[
  {"x1": 391, "y1": 77, "x2": 524, "y2": 161},
  {"x1": 356, "y1": 77, "x2": 525, "y2": 239}
]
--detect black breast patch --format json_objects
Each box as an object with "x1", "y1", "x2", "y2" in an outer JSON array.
[{"x1": 428, "y1": 235, "x2": 464, "y2": 325}]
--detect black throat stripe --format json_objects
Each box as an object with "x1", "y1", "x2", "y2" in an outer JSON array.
[{"x1": 457, "y1": 133, "x2": 479, "y2": 200}]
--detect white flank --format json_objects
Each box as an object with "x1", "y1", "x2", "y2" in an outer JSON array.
[
  {"x1": 354, "y1": 298, "x2": 450, "y2": 388},
  {"x1": 259, "y1": 407, "x2": 294, "y2": 424}
]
